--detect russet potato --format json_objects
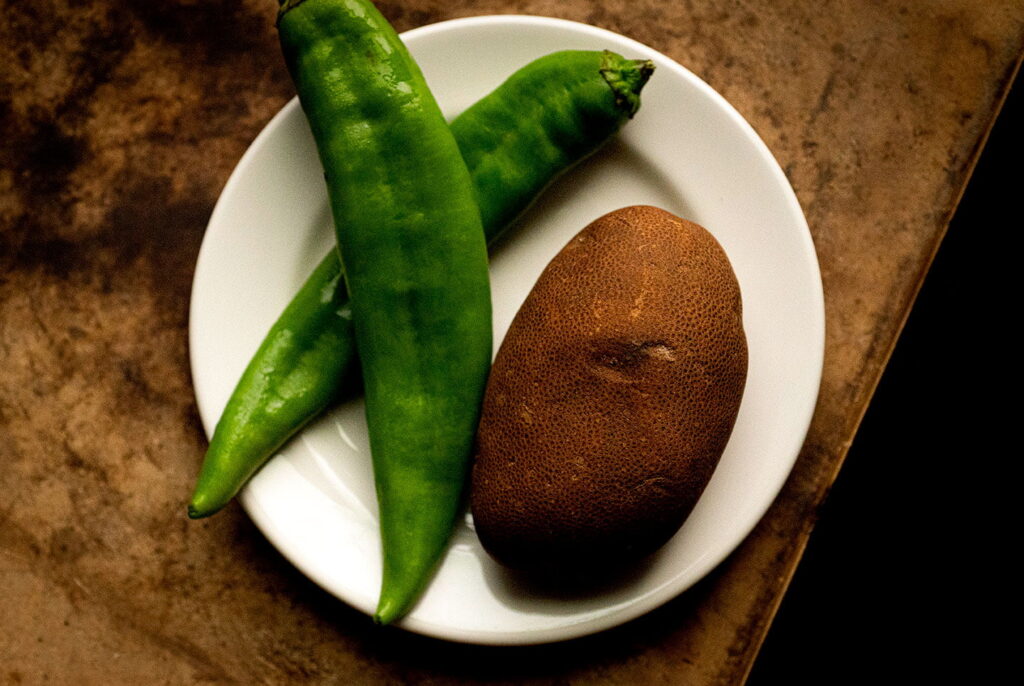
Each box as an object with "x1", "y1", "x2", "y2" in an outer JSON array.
[{"x1": 471, "y1": 205, "x2": 748, "y2": 573}]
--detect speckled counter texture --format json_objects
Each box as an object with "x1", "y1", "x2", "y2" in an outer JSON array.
[{"x1": 1, "y1": 1, "x2": 1021, "y2": 684}]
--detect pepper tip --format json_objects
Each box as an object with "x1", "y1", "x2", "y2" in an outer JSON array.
[
  {"x1": 187, "y1": 498, "x2": 213, "y2": 519},
  {"x1": 373, "y1": 598, "x2": 402, "y2": 626}
]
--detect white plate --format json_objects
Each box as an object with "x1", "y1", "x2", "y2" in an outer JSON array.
[{"x1": 189, "y1": 15, "x2": 824, "y2": 645}]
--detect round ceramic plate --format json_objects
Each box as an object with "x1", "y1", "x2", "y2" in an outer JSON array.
[{"x1": 189, "y1": 15, "x2": 824, "y2": 645}]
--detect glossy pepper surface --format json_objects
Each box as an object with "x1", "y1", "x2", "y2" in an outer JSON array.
[{"x1": 278, "y1": 0, "x2": 493, "y2": 624}]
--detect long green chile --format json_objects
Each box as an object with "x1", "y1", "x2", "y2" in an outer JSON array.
[
  {"x1": 278, "y1": 0, "x2": 493, "y2": 625},
  {"x1": 189, "y1": 49, "x2": 654, "y2": 522}
]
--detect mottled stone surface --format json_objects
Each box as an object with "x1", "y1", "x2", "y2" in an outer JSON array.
[{"x1": 1, "y1": 0, "x2": 1021, "y2": 683}]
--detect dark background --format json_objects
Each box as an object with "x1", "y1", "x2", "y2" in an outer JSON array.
[{"x1": 748, "y1": 70, "x2": 1018, "y2": 684}]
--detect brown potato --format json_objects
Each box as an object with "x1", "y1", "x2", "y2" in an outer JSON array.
[{"x1": 471, "y1": 205, "x2": 748, "y2": 574}]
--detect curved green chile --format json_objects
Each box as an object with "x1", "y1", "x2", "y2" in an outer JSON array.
[
  {"x1": 188, "y1": 252, "x2": 353, "y2": 519},
  {"x1": 279, "y1": 0, "x2": 493, "y2": 625},
  {"x1": 188, "y1": 50, "x2": 653, "y2": 521},
  {"x1": 454, "y1": 50, "x2": 653, "y2": 233}
]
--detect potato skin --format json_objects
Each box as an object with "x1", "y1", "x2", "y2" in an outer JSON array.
[{"x1": 471, "y1": 205, "x2": 748, "y2": 573}]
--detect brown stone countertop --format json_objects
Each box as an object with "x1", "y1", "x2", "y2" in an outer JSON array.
[{"x1": 2, "y1": 1, "x2": 1021, "y2": 683}]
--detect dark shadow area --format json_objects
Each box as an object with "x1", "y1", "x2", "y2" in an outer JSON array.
[
  {"x1": 481, "y1": 543, "x2": 666, "y2": 610},
  {"x1": 747, "y1": 71, "x2": 1019, "y2": 684}
]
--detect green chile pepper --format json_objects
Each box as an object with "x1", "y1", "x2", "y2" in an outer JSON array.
[
  {"x1": 280, "y1": 0, "x2": 493, "y2": 625},
  {"x1": 189, "y1": 49, "x2": 654, "y2": 520}
]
